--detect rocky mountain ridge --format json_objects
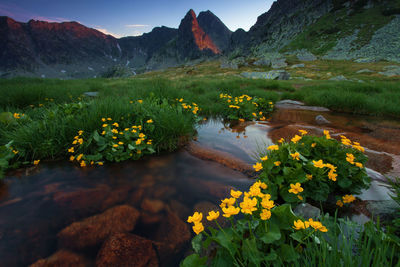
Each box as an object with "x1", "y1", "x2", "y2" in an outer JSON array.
[{"x1": 1, "y1": 0, "x2": 399, "y2": 78}]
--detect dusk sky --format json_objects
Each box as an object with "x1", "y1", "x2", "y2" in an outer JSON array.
[{"x1": 0, "y1": 0, "x2": 274, "y2": 38}]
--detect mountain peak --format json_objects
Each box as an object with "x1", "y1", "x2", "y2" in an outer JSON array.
[{"x1": 178, "y1": 9, "x2": 221, "y2": 55}]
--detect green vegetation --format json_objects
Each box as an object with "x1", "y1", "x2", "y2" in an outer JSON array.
[
  {"x1": 282, "y1": 3, "x2": 396, "y2": 54},
  {"x1": 258, "y1": 132, "x2": 369, "y2": 204},
  {"x1": 182, "y1": 135, "x2": 398, "y2": 266}
]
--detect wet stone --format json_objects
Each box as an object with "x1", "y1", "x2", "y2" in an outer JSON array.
[
  {"x1": 30, "y1": 250, "x2": 90, "y2": 267},
  {"x1": 96, "y1": 233, "x2": 158, "y2": 267},
  {"x1": 315, "y1": 115, "x2": 331, "y2": 125},
  {"x1": 141, "y1": 198, "x2": 165, "y2": 214},
  {"x1": 58, "y1": 205, "x2": 140, "y2": 250},
  {"x1": 294, "y1": 203, "x2": 321, "y2": 220}
]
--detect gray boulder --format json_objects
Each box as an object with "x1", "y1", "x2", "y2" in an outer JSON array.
[
  {"x1": 290, "y1": 64, "x2": 305, "y2": 69},
  {"x1": 356, "y1": 69, "x2": 374, "y2": 74},
  {"x1": 329, "y1": 75, "x2": 348, "y2": 81},
  {"x1": 296, "y1": 50, "x2": 317, "y2": 61},
  {"x1": 241, "y1": 70, "x2": 290, "y2": 80},
  {"x1": 315, "y1": 115, "x2": 331, "y2": 125},
  {"x1": 271, "y1": 59, "x2": 288, "y2": 69},
  {"x1": 294, "y1": 203, "x2": 321, "y2": 220}
]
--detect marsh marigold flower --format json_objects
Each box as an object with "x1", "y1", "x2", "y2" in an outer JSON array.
[
  {"x1": 299, "y1": 130, "x2": 308, "y2": 135},
  {"x1": 291, "y1": 152, "x2": 300, "y2": 161},
  {"x1": 187, "y1": 212, "x2": 203, "y2": 224},
  {"x1": 253, "y1": 162, "x2": 263, "y2": 172},
  {"x1": 306, "y1": 174, "x2": 313, "y2": 180},
  {"x1": 147, "y1": 119, "x2": 153, "y2": 123},
  {"x1": 293, "y1": 220, "x2": 308, "y2": 230},
  {"x1": 342, "y1": 194, "x2": 356, "y2": 204},
  {"x1": 192, "y1": 222, "x2": 204, "y2": 235},
  {"x1": 274, "y1": 161, "x2": 281, "y2": 166},
  {"x1": 260, "y1": 209, "x2": 272, "y2": 220},
  {"x1": 291, "y1": 135, "x2": 302, "y2": 143},
  {"x1": 289, "y1": 183, "x2": 303, "y2": 194},
  {"x1": 313, "y1": 160, "x2": 325, "y2": 168},
  {"x1": 336, "y1": 200, "x2": 344, "y2": 207},
  {"x1": 76, "y1": 154, "x2": 83, "y2": 161},
  {"x1": 267, "y1": 145, "x2": 279, "y2": 151},
  {"x1": 230, "y1": 189, "x2": 242, "y2": 199},
  {"x1": 324, "y1": 130, "x2": 331, "y2": 139},
  {"x1": 206, "y1": 211, "x2": 220, "y2": 221},
  {"x1": 240, "y1": 196, "x2": 258, "y2": 215},
  {"x1": 260, "y1": 156, "x2": 268, "y2": 161},
  {"x1": 222, "y1": 205, "x2": 240, "y2": 218},
  {"x1": 278, "y1": 138, "x2": 285, "y2": 143}
]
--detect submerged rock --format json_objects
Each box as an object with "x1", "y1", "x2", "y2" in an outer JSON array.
[
  {"x1": 141, "y1": 198, "x2": 165, "y2": 214},
  {"x1": 30, "y1": 250, "x2": 89, "y2": 267},
  {"x1": 58, "y1": 205, "x2": 140, "y2": 250},
  {"x1": 96, "y1": 233, "x2": 158, "y2": 267}
]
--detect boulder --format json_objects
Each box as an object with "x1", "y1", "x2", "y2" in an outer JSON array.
[
  {"x1": 152, "y1": 211, "x2": 191, "y2": 258},
  {"x1": 315, "y1": 115, "x2": 331, "y2": 125},
  {"x1": 356, "y1": 69, "x2": 374, "y2": 74},
  {"x1": 296, "y1": 50, "x2": 317, "y2": 61},
  {"x1": 220, "y1": 60, "x2": 238, "y2": 69},
  {"x1": 53, "y1": 185, "x2": 110, "y2": 212},
  {"x1": 101, "y1": 186, "x2": 132, "y2": 210},
  {"x1": 96, "y1": 233, "x2": 158, "y2": 267},
  {"x1": 141, "y1": 198, "x2": 165, "y2": 214},
  {"x1": 58, "y1": 205, "x2": 140, "y2": 250},
  {"x1": 241, "y1": 71, "x2": 290, "y2": 80},
  {"x1": 379, "y1": 66, "x2": 400, "y2": 77},
  {"x1": 354, "y1": 58, "x2": 376, "y2": 63},
  {"x1": 271, "y1": 59, "x2": 288, "y2": 69},
  {"x1": 30, "y1": 250, "x2": 89, "y2": 267},
  {"x1": 290, "y1": 64, "x2": 305, "y2": 69},
  {"x1": 294, "y1": 203, "x2": 321, "y2": 220},
  {"x1": 329, "y1": 75, "x2": 348, "y2": 81}
]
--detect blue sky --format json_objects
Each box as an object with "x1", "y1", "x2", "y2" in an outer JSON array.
[{"x1": 0, "y1": 0, "x2": 274, "y2": 37}]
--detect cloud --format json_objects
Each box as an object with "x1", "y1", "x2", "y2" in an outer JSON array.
[
  {"x1": 95, "y1": 28, "x2": 122, "y2": 38},
  {"x1": 125, "y1": 24, "x2": 150, "y2": 28}
]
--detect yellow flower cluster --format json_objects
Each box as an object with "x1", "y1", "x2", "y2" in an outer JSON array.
[
  {"x1": 346, "y1": 153, "x2": 363, "y2": 168},
  {"x1": 340, "y1": 135, "x2": 365, "y2": 152},
  {"x1": 291, "y1": 135, "x2": 302, "y2": 144},
  {"x1": 13, "y1": 113, "x2": 23, "y2": 119},
  {"x1": 312, "y1": 160, "x2": 338, "y2": 181},
  {"x1": 219, "y1": 93, "x2": 270, "y2": 121},
  {"x1": 323, "y1": 130, "x2": 331, "y2": 139},
  {"x1": 293, "y1": 218, "x2": 328, "y2": 232},
  {"x1": 336, "y1": 194, "x2": 356, "y2": 207},
  {"x1": 188, "y1": 181, "x2": 275, "y2": 235}
]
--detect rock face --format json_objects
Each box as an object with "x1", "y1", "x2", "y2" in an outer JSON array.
[
  {"x1": 96, "y1": 233, "x2": 158, "y2": 267},
  {"x1": 248, "y1": 0, "x2": 333, "y2": 53},
  {"x1": 197, "y1": 10, "x2": 232, "y2": 52},
  {"x1": 0, "y1": 16, "x2": 121, "y2": 77},
  {"x1": 58, "y1": 205, "x2": 140, "y2": 250},
  {"x1": 30, "y1": 250, "x2": 89, "y2": 267}
]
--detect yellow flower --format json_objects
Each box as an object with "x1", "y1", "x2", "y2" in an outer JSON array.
[
  {"x1": 221, "y1": 197, "x2": 236, "y2": 207},
  {"x1": 78, "y1": 130, "x2": 84, "y2": 135},
  {"x1": 136, "y1": 139, "x2": 142, "y2": 145},
  {"x1": 138, "y1": 100, "x2": 143, "y2": 104},
  {"x1": 98, "y1": 162, "x2": 104, "y2": 166},
  {"x1": 306, "y1": 174, "x2": 313, "y2": 180},
  {"x1": 206, "y1": 211, "x2": 220, "y2": 221},
  {"x1": 192, "y1": 222, "x2": 204, "y2": 235},
  {"x1": 323, "y1": 130, "x2": 331, "y2": 139},
  {"x1": 299, "y1": 130, "x2": 308, "y2": 135},
  {"x1": 107, "y1": 118, "x2": 112, "y2": 121},
  {"x1": 293, "y1": 220, "x2": 308, "y2": 230},
  {"x1": 12, "y1": 150, "x2": 18, "y2": 154},
  {"x1": 313, "y1": 160, "x2": 325, "y2": 168},
  {"x1": 137, "y1": 150, "x2": 142, "y2": 154},
  {"x1": 101, "y1": 131, "x2": 106, "y2": 135},
  {"x1": 253, "y1": 162, "x2": 263, "y2": 172},
  {"x1": 291, "y1": 152, "x2": 300, "y2": 161},
  {"x1": 76, "y1": 154, "x2": 83, "y2": 161},
  {"x1": 72, "y1": 140, "x2": 78, "y2": 145},
  {"x1": 69, "y1": 155, "x2": 75, "y2": 161},
  {"x1": 311, "y1": 143, "x2": 316, "y2": 148},
  {"x1": 102, "y1": 124, "x2": 108, "y2": 128},
  {"x1": 187, "y1": 212, "x2": 203, "y2": 224},
  {"x1": 32, "y1": 160, "x2": 40, "y2": 165},
  {"x1": 288, "y1": 183, "x2": 303, "y2": 194},
  {"x1": 267, "y1": 145, "x2": 279, "y2": 151},
  {"x1": 291, "y1": 135, "x2": 302, "y2": 143},
  {"x1": 342, "y1": 194, "x2": 356, "y2": 204},
  {"x1": 68, "y1": 147, "x2": 74, "y2": 153},
  {"x1": 13, "y1": 113, "x2": 21, "y2": 119},
  {"x1": 328, "y1": 170, "x2": 337, "y2": 181},
  {"x1": 111, "y1": 129, "x2": 118, "y2": 134},
  {"x1": 240, "y1": 196, "x2": 258, "y2": 214},
  {"x1": 260, "y1": 209, "x2": 272, "y2": 220},
  {"x1": 112, "y1": 136, "x2": 117, "y2": 140},
  {"x1": 346, "y1": 153, "x2": 355, "y2": 164},
  {"x1": 239, "y1": 119, "x2": 245, "y2": 122},
  {"x1": 147, "y1": 119, "x2": 153, "y2": 123},
  {"x1": 355, "y1": 162, "x2": 363, "y2": 168},
  {"x1": 308, "y1": 219, "x2": 328, "y2": 232},
  {"x1": 336, "y1": 200, "x2": 344, "y2": 207},
  {"x1": 249, "y1": 185, "x2": 262, "y2": 197},
  {"x1": 113, "y1": 144, "x2": 119, "y2": 148},
  {"x1": 80, "y1": 161, "x2": 86, "y2": 167},
  {"x1": 147, "y1": 140, "x2": 152, "y2": 145},
  {"x1": 261, "y1": 198, "x2": 275, "y2": 210},
  {"x1": 278, "y1": 138, "x2": 285, "y2": 143},
  {"x1": 222, "y1": 206, "x2": 240, "y2": 218},
  {"x1": 260, "y1": 156, "x2": 268, "y2": 161},
  {"x1": 230, "y1": 189, "x2": 242, "y2": 199},
  {"x1": 352, "y1": 144, "x2": 365, "y2": 153},
  {"x1": 112, "y1": 122, "x2": 119, "y2": 127},
  {"x1": 274, "y1": 161, "x2": 281, "y2": 166},
  {"x1": 101, "y1": 118, "x2": 106, "y2": 122},
  {"x1": 298, "y1": 195, "x2": 303, "y2": 201}
]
